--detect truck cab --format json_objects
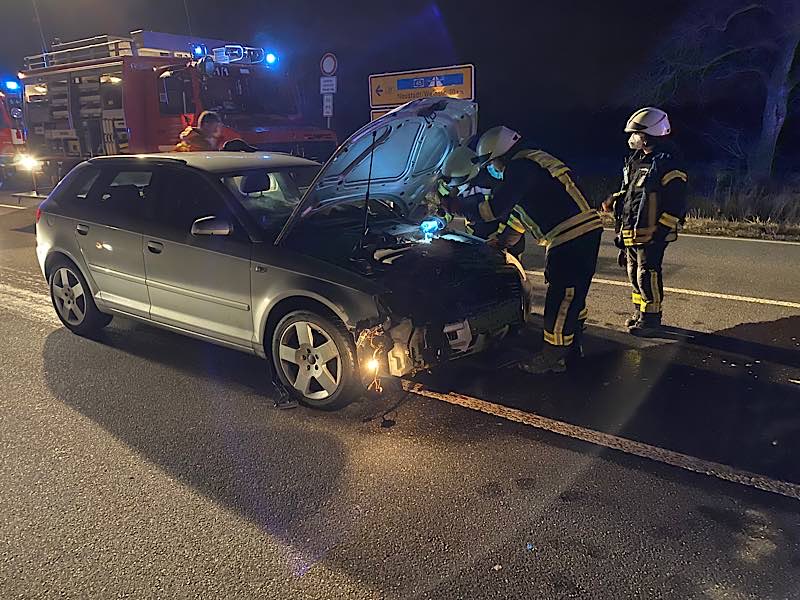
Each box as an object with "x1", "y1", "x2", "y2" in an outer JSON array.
[{"x1": 18, "y1": 31, "x2": 336, "y2": 185}]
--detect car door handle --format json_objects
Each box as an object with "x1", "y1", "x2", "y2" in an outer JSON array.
[
  {"x1": 146, "y1": 241, "x2": 164, "y2": 254},
  {"x1": 76, "y1": 223, "x2": 89, "y2": 235}
]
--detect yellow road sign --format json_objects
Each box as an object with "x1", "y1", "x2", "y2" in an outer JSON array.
[{"x1": 369, "y1": 64, "x2": 474, "y2": 108}]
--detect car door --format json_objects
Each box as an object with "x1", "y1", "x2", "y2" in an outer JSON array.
[
  {"x1": 71, "y1": 166, "x2": 154, "y2": 318},
  {"x1": 141, "y1": 166, "x2": 254, "y2": 349}
]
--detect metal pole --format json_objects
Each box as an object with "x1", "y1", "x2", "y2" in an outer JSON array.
[
  {"x1": 183, "y1": 0, "x2": 194, "y2": 36},
  {"x1": 31, "y1": 0, "x2": 48, "y2": 65}
]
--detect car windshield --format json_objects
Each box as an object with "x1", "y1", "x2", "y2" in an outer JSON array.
[
  {"x1": 202, "y1": 68, "x2": 298, "y2": 116},
  {"x1": 222, "y1": 166, "x2": 319, "y2": 232}
]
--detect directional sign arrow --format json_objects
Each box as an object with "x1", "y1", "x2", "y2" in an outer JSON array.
[{"x1": 375, "y1": 85, "x2": 384, "y2": 97}]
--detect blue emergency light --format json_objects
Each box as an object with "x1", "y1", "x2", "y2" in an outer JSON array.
[
  {"x1": 4, "y1": 80, "x2": 20, "y2": 91},
  {"x1": 265, "y1": 52, "x2": 277, "y2": 65},
  {"x1": 192, "y1": 44, "x2": 208, "y2": 57}
]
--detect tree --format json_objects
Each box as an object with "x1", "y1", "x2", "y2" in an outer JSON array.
[{"x1": 627, "y1": 0, "x2": 800, "y2": 181}]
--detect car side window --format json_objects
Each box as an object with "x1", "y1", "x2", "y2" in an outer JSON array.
[
  {"x1": 153, "y1": 169, "x2": 235, "y2": 239},
  {"x1": 48, "y1": 164, "x2": 102, "y2": 215},
  {"x1": 93, "y1": 169, "x2": 156, "y2": 229}
]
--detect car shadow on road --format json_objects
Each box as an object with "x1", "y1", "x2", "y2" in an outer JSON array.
[
  {"x1": 413, "y1": 315, "x2": 800, "y2": 485},
  {"x1": 40, "y1": 320, "x2": 362, "y2": 573}
]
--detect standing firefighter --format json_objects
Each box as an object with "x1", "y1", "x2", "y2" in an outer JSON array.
[
  {"x1": 604, "y1": 107, "x2": 688, "y2": 336},
  {"x1": 460, "y1": 126, "x2": 602, "y2": 374}
]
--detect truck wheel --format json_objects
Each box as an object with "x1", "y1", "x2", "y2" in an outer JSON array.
[
  {"x1": 271, "y1": 310, "x2": 360, "y2": 410},
  {"x1": 48, "y1": 258, "x2": 112, "y2": 336}
]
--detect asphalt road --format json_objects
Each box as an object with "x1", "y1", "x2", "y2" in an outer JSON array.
[{"x1": 1, "y1": 193, "x2": 799, "y2": 599}]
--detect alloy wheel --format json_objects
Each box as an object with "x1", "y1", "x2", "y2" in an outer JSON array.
[
  {"x1": 277, "y1": 321, "x2": 342, "y2": 400},
  {"x1": 51, "y1": 267, "x2": 87, "y2": 326}
]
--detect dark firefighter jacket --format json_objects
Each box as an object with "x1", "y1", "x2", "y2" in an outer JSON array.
[
  {"x1": 611, "y1": 142, "x2": 688, "y2": 247},
  {"x1": 463, "y1": 147, "x2": 603, "y2": 250}
]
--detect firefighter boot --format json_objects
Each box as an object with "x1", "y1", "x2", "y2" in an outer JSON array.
[
  {"x1": 519, "y1": 343, "x2": 569, "y2": 375},
  {"x1": 625, "y1": 310, "x2": 641, "y2": 328},
  {"x1": 629, "y1": 313, "x2": 663, "y2": 337}
]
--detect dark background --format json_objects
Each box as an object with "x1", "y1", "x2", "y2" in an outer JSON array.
[{"x1": 0, "y1": 0, "x2": 691, "y2": 175}]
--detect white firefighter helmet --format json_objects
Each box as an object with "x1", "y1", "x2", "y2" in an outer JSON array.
[
  {"x1": 475, "y1": 126, "x2": 522, "y2": 164},
  {"x1": 625, "y1": 107, "x2": 671, "y2": 136},
  {"x1": 441, "y1": 145, "x2": 480, "y2": 187}
]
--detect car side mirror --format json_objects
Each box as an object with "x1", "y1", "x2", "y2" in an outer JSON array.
[{"x1": 191, "y1": 216, "x2": 231, "y2": 236}]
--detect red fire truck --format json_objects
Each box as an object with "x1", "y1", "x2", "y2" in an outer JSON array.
[
  {"x1": 18, "y1": 30, "x2": 336, "y2": 182},
  {"x1": 0, "y1": 85, "x2": 26, "y2": 187}
]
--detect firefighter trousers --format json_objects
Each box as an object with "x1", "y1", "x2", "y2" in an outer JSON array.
[
  {"x1": 542, "y1": 229, "x2": 601, "y2": 346},
  {"x1": 626, "y1": 240, "x2": 667, "y2": 315}
]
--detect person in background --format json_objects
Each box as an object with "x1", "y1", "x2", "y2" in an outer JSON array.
[
  {"x1": 175, "y1": 110, "x2": 223, "y2": 152},
  {"x1": 602, "y1": 107, "x2": 688, "y2": 336}
]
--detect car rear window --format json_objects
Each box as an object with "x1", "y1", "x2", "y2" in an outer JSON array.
[{"x1": 46, "y1": 164, "x2": 101, "y2": 211}]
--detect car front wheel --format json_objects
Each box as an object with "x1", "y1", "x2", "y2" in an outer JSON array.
[
  {"x1": 271, "y1": 310, "x2": 359, "y2": 410},
  {"x1": 48, "y1": 258, "x2": 112, "y2": 336}
]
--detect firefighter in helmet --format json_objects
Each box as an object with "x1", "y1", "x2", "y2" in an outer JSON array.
[
  {"x1": 434, "y1": 145, "x2": 525, "y2": 259},
  {"x1": 175, "y1": 110, "x2": 223, "y2": 152},
  {"x1": 453, "y1": 126, "x2": 602, "y2": 373},
  {"x1": 602, "y1": 107, "x2": 688, "y2": 336}
]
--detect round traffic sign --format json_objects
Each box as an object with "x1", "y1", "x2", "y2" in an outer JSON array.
[{"x1": 320, "y1": 52, "x2": 338, "y2": 76}]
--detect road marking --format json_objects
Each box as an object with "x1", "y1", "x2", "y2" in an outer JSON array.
[
  {"x1": 526, "y1": 270, "x2": 800, "y2": 309},
  {"x1": 0, "y1": 283, "x2": 60, "y2": 327},
  {"x1": 0, "y1": 203, "x2": 27, "y2": 210},
  {"x1": 403, "y1": 381, "x2": 800, "y2": 501},
  {"x1": 601, "y1": 227, "x2": 800, "y2": 246}
]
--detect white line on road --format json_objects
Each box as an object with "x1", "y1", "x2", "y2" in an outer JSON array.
[
  {"x1": 601, "y1": 227, "x2": 800, "y2": 246},
  {"x1": 404, "y1": 382, "x2": 800, "y2": 501},
  {"x1": 526, "y1": 270, "x2": 800, "y2": 309},
  {"x1": 0, "y1": 203, "x2": 27, "y2": 210}
]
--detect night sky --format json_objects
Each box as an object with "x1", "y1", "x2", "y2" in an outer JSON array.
[{"x1": 0, "y1": 0, "x2": 691, "y2": 167}]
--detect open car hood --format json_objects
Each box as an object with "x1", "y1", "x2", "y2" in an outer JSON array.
[{"x1": 275, "y1": 97, "x2": 477, "y2": 244}]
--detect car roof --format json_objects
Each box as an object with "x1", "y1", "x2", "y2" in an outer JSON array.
[{"x1": 88, "y1": 151, "x2": 321, "y2": 173}]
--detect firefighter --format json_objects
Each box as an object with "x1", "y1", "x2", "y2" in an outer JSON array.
[
  {"x1": 602, "y1": 107, "x2": 688, "y2": 336},
  {"x1": 435, "y1": 145, "x2": 525, "y2": 258},
  {"x1": 458, "y1": 126, "x2": 602, "y2": 374},
  {"x1": 175, "y1": 110, "x2": 223, "y2": 152}
]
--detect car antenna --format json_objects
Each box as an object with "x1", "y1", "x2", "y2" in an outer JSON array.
[{"x1": 361, "y1": 129, "x2": 378, "y2": 241}]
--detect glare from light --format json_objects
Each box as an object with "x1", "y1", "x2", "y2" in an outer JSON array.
[
  {"x1": 4, "y1": 80, "x2": 19, "y2": 91},
  {"x1": 15, "y1": 154, "x2": 42, "y2": 171},
  {"x1": 194, "y1": 45, "x2": 204, "y2": 56},
  {"x1": 265, "y1": 53, "x2": 277, "y2": 65},
  {"x1": 366, "y1": 359, "x2": 379, "y2": 372}
]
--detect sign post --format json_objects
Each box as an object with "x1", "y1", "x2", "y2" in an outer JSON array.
[
  {"x1": 369, "y1": 64, "x2": 475, "y2": 114},
  {"x1": 320, "y1": 52, "x2": 338, "y2": 129}
]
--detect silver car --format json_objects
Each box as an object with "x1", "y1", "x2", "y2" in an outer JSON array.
[{"x1": 35, "y1": 98, "x2": 526, "y2": 409}]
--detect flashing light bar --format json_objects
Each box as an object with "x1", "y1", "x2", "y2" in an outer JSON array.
[
  {"x1": 211, "y1": 45, "x2": 276, "y2": 66},
  {"x1": 4, "y1": 80, "x2": 20, "y2": 91}
]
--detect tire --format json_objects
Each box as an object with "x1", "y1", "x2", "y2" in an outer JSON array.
[
  {"x1": 48, "y1": 258, "x2": 112, "y2": 336},
  {"x1": 271, "y1": 310, "x2": 360, "y2": 410}
]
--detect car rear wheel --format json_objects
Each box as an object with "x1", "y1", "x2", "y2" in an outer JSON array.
[
  {"x1": 48, "y1": 258, "x2": 112, "y2": 336},
  {"x1": 271, "y1": 310, "x2": 359, "y2": 410}
]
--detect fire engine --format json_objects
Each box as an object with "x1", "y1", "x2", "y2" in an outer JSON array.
[
  {"x1": 17, "y1": 30, "x2": 337, "y2": 183},
  {"x1": 0, "y1": 82, "x2": 26, "y2": 187}
]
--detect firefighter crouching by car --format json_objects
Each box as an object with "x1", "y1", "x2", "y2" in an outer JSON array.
[
  {"x1": 175, "y1": 110, "x2": 223, "y2": 152},
  {"x1": 433, "y1": 146, "x2": 525, "y2": 259},
  {"x1": 602, "y1": 107, "x2": 688, "y2": 337},
  {"x1": 453, "y1": 126, "x2": 602, "y2": 374}
]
